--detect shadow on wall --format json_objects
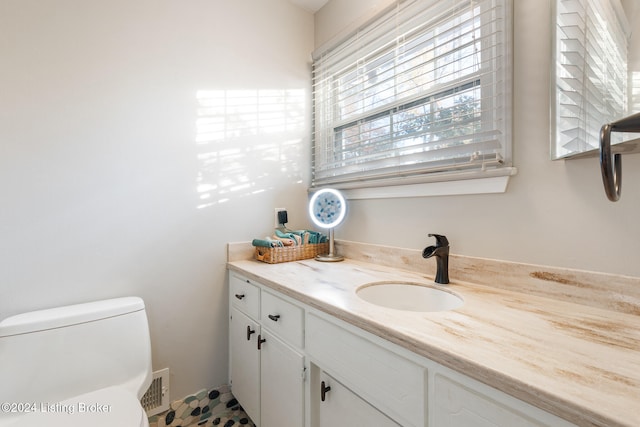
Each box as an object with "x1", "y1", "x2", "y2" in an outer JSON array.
[{"x1": 194, "y1": 89, "x2": 306, "y2": 209}]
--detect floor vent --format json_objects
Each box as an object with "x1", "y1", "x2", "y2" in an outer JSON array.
[{"x1": 141, "y1": 368, "x2": 170, "y2": 416}]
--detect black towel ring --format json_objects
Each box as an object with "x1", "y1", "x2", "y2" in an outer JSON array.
[
  {"x1": 599, "y1": 112, "x2": 640, "y2": 202},
  {"x1": 599, "y1": 123, "x2": 622, "y2": 201}
]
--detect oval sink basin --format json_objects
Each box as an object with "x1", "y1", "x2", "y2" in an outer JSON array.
[{"x1": 356, "y1": 282, "x2": 463, "y2": 312}]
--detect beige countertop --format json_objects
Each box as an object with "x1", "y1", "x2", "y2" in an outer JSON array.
[{"x1": 227, "y1": 252, "x2": 640, "y2": 427}]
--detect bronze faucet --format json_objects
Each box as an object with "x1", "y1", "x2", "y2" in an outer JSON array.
[{"x1": 422, "y1": 234, "x2": 449, "y2": 284}]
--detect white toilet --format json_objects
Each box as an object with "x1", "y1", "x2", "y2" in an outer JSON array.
[{"x1": 0, "y1": 297, "x2": 153, "y2": 427}]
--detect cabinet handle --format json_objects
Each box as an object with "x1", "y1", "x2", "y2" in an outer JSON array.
[
  {"x1": 234, "y1": 294, "x2": 245, "y2": 300},
  {"x1": 246, "y1": 326, "x2": 255, "y2": 341},
  {"x1": 268, "y1": 314, "x2": 281, "y2": 322},
  {"x1": 257, "y1": 334, "x2": 266, "y2": 350},
  {"x1": 320, "y1": 381, "x2": 331, "y2": 402}
]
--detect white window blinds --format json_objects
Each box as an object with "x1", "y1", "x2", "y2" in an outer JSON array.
[
  {"x1": 553, "y1": 0, "x2": 629, "y2": 158},
  {"x1": 311, "y1": 0, "x2": 512, "y2": 189}
]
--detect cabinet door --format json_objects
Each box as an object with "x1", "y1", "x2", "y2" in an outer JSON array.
[
  {"x1": 259, "y1": 330, "x2": 304, "y2": 427},
  {"x1": 316, "y1": 371, "x2": 400, "y2": 427},
  {"x1": 229, "y1": 307, "x2": 260, "y2": 423},
  {"x1": 432, "y1": 373, "x2": 576, "y2": 427}
]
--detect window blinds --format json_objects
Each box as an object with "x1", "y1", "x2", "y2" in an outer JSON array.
[
  {"x1": 312, "y1": 0, "x2": 512, "y2": 188},
  {"x1": 553, "y1": 0, "x2": 629, "y2": 158}
]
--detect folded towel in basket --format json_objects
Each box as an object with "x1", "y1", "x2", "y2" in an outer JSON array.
[
  {"x1": 278, "y1": 229, "x2": 330, "y2": 245},
  {"x1": 275, "y1": 229, "x2": 302, "y2": 245},
  {"x1": 307, "y1": 230, "x2": 327, "y2": 244},
  {"x1": 288, "y1": 230, "x2": 311, "y2": 244},
  {"x1": 271, "y1": 235, "x2": 295, "y2": 246},
  {"x1": 252, "y1": 238, "x2": 283, "y2": 248},
  {"x1": 253, "y1": 230, "x2": 327, "y2": 248}
]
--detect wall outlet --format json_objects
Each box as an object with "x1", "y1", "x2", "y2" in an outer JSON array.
[{"x1": 275, "y1": 208, "x2": 287, "y2": 228}]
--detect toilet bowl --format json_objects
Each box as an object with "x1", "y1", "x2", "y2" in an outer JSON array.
[
  {"x1": 0, "y1": 387, "x2": 149, "y2": 427},
  {"x1": 0, "y1": 297, "x2": 153, "y2": 427}
]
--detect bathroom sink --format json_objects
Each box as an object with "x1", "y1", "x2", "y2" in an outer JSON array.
[{"x1": 356, "y1": 281, "x2": 463, "y2": 312}]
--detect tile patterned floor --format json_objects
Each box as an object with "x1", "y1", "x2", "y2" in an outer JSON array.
[
  {"x1": 183, "y1": 406, "x2": 254, "y2": 427},
  {"x1": 148, "y1": 385, "x2": 254, "y2": 427}
]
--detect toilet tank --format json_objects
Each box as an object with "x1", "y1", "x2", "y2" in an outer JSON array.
[{"x1": 0, "y1": 297, "x2": 152, "y2": 405}]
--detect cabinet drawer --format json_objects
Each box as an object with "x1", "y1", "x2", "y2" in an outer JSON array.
[
  {"x1": 261, "y1": 291, "x2": 304, "y2": 348},
  {"x1": 306, "y1": 313, "x2": 425, "y2": 427},
  {"x1": 230, "y1": 274, "x2": 260, "y2": 320}
]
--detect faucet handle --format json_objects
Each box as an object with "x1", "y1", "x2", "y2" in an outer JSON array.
[{"x1": 428, "y1": 233, "x2": 449, "y2": 247}]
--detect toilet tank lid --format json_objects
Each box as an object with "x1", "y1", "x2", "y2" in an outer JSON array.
[{"x1": 0, "y1": 297, "x2": 145, "y2": 337}]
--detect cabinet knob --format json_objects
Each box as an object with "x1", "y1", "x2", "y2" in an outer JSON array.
[
  {"x1": 320, "y1": 381, "x2": 331, "y2": 402},
  {"x1": 257, "y1": 334, "x2": 266, "y2": 350},
  {"x1": 268, "y1": 314, "x2": 281, "y2": 322},
  {"x1": 234, "y1": 294, "x2": 245, "y2": 300},
  {"x1": 246, "y1": 326, "x2": 255, "y2": 341}
]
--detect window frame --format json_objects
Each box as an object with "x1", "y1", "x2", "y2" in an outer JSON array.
[
  {"x1": 551, "y1": 0, "x2": 631, "y2": 159},
  {"x1": 311, "y1": 0, "x2": 515, "y2": 196}
]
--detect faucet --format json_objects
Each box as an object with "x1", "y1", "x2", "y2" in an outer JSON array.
[{"x1": 422, "y1": 234, "x2": 449, "y2": 284}]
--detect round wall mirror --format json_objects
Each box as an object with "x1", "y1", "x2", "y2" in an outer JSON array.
[{"x1": 308, "y1": 188, "x2": 346, "y2": 262}]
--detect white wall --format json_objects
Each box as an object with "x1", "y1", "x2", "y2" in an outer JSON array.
[
  {"x1": 316, "y1": 0, "x2": 640, "y2": 277},
  {"x1": 0, "y1": 0, "x2": 314, "y2": 399}
]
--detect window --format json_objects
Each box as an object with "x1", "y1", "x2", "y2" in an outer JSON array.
[
  {"x1": 311, "y1": 0, "x2": 513, "y2": 191},
  {"x1": 552, "y1": 0, "x2": 630, "y2": 158}
]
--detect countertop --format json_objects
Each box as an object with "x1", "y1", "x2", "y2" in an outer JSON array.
[{"x1": 227, "y1": 256, "x2": 640, "y2": 427}]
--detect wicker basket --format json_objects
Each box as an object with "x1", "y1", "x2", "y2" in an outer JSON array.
[{"x1": 254, "y1": 242, "x2": 329, "y2": 264}]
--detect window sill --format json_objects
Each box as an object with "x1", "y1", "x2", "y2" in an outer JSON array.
[
  {"x1": 334, "y1": 167, "x2": 517, "y2": 200},
  {"x1": 555, "y1": 138, "x2": 640, "y2": 160}
]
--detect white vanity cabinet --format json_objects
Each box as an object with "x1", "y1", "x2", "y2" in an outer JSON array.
[
  {"x1": 229, "y1": 269, "x2": 579, "y2": 427},
  {"x1": 228, "y1": 273, "x2": 305, "y2": 427}
]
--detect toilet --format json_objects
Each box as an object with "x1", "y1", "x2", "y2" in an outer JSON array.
[{"x1": 0, "y1": 297, "x2": 153, "y2": 427}]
